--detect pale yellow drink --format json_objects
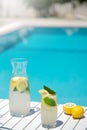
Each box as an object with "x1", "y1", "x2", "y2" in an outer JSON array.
[
  {"x1": 39, "y1": 86, "x2": 57, "y2": 128},
  {"x1": 9, "y1": 76, "x2": 30, "y2": 117}
]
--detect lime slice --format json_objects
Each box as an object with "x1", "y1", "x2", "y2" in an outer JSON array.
[
  {"x1": 44, "y1": 85, "x2": 56, "y2": 95},
  {"x1": 63, "y1": 102, "x2": 76, "y2": 115},
  {"x1": 16, "y1": 77, "x2": 28, "y2": 92},
  {"x1": 43, "y1": 96, "x2": 56, "y2": 107}
]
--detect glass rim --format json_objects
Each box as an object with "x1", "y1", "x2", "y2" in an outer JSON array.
[{"x1": 11, "y1": 58, "x2": 28, "y2": 63}]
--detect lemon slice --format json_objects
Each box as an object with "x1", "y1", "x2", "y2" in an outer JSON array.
[
  {"x1": 39, "y1": 89, "x2": 49, "y2": 97},
  {"x1": 72, "y1": 106, "x2": 84, "y2": 119},
  {"x1": 10, "y1": 77, "x2": 19, "y2": 90},
  {"x1": 16, "y1": 77, "x2": 28, "y2": 92},
  {"x1": 63, "y1": 102, "x2": 76, "y2": 115}
]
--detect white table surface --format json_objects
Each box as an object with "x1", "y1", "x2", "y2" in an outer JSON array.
[{"x1": 0, "y1": 99, "x2": 87, "y2": 130}]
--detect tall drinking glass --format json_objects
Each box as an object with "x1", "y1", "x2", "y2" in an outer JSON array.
[{"x1": 39, "y1": 86, "x2": 57, "y2": 128}]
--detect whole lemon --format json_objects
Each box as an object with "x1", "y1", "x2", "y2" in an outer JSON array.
[{"x1": 72, "y1": 106, "x2": 84, "y2": 119}]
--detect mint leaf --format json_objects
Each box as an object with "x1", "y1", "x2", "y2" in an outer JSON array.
[
  {"x1": 44, "y1": 96, "x2": 56, "y2": 106},
  {"x1": 13, "y1": 87, "x2": 17, "y2": 91},
  {"x1": 26, "y1": 87, "x2": 30, "y2": 92},
  {"x1": 44, "y1": 85, "x2": 56, "y2": 95}
]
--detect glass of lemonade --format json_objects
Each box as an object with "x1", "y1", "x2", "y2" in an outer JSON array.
[
  {"x1": 9, "y1": 58, "x2": 30, "y2": 117},
  {"x1": 39, "y1": 85, "x2": 57, "y2": 128}
]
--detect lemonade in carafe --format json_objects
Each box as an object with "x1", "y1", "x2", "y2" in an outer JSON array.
[{"x1": 9, "y1": 58, "x2": 30, "y2": 117}]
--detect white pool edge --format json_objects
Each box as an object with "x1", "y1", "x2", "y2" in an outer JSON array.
[{"x1": 0, "y1": 18, "x2": 87, "y2": 35}]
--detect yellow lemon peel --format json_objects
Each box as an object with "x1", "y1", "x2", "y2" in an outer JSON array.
[
  {"x1": 16, "y1": 77, "x2": 28, "y2": 92},
  {"x1": 63, "y1": 102, "x2": 76, "y2": 115},
  {"x1": 72, "y1": 106, "x2": 84, "y2": 119}
]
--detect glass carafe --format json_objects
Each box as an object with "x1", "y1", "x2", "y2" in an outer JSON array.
[{"x1": 9, "y1": 58, "x2": 30, "y2": 117}]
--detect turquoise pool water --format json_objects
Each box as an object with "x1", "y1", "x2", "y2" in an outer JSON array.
[{"x1": 0, "y1": 27, "x2": 87, "y2": 105}]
